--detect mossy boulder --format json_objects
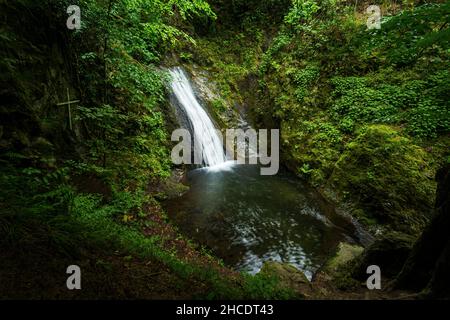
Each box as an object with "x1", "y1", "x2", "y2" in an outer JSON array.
[
  {"x1": 323, "y1": 242, "x2": 364, "y2": 276},
  {"x1": 259, "y1": 261, "x2": 312, "y2": 297},
  {"x1": 327, "y1": 125, "x2": 436, "y2": 235},
  {"x1": 319, "y1": 242, "x2": 365, "y2": 290}
]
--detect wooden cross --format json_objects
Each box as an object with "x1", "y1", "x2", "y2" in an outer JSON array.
[{"x1": 57, "y1": 88, "x2": 79, "y2": 131}]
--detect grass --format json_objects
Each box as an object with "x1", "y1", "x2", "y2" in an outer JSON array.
[{"x1": 0, "y1": 163, "x2": 298, "y2": 299}]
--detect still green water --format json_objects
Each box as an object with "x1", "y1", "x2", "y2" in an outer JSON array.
[{"x1": 166, "y1": 164, "x2": 358, "y2": 280}]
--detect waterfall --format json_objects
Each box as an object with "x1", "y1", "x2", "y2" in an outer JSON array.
[{"x1": 169, "y1": 67, "x2": 227, "y2": 167}]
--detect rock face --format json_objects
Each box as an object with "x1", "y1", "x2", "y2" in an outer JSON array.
[
  {"x1": 188, "y1": 66, "x2": 240, "y2": 128},
  {"x1": 259, "y1": 261, "x2": 312, "y2": 297},
  {"x1": 0, "y1": 1, "x2": 78, "y2": 162},
  {"x1": 351, "y1": 232, "x2": 416, "y2": 280},
  {"x1": 393, "y1": 165, "x2": 450, "y2": 298},
  {"x1": 155, "y1": 169, "x2": 189, "y2": 200}
]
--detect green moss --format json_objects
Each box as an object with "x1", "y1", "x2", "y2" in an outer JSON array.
[
  {"x1": 251, "y1": 1, "x2": 449, "y2": 238},
  {"x1": 258, "y1": 261, "x2": 308, "y2": 298},
  {"x1": 328, "y1": 125, "x2": 436, "y2": 234},
  {"x1": 323, "y1": 242, "x2": 364, "y2": 275},
  {"x1": 211, "y1": 97, "x2": 227, "y2": 113},
  {"x1": 182, "y1": 28, "x2": 265, "y2": 123},
  {"x1": 333, "y1": 270, "x2": 362, "y2": 291},
  {"x1": 283, "y1": 117, "x2": 344, "y2": 186},
  {"x1": 325, "y1": 244, "x2": 366, "y2": 291}
]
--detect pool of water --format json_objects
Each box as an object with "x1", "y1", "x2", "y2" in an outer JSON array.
[{"x1": 165, "y1": 164, "x2": 359, "y2": 280}]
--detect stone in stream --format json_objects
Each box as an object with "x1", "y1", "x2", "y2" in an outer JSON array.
[
  {"x1": 322, "y1": 242, "x2": 365, "y2": 276},
  {"x1": 314, "y1": 242, "x2": 365, "y2": 292}
]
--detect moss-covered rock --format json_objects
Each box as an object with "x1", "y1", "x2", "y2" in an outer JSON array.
[
  {"x1": 317, "y1": 242, "x2": 364, "y2": 290},
  {"x1": 282, "y1": 117, "x2": 344, "y2": 187},
  {"x1": 326, "y1": 125, "x2": 436, "y2": 235},
  {"x1": 155, "y1": 169, "x2": 190, "y2": 200},
  {"x1": 260, "y1": 261, "x2": 310, "y2": 284},
  {"x1": 323, "y1": 242, "x2": 364, "y2": 275},
  {"x1": 259, "y1": 261, "x2": 312, "y2": 297}
]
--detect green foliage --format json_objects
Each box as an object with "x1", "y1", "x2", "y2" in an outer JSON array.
[
  {"x1": 330, "y1": 77, "x2": 403, "y2": 132},
  {"x1": 0, "y1": 164, "x2": 77, "y2": 255},
  {"x1": 241, "y1": 272, "x2": 297, "y2": 300},
  {"x1": 356, "y1": 2, "x2": 450, "y2": 67},
  {"x1": 284, "y1": 118, "x2": 343, "y2": 185},
  {"x1": 405, "y1": 70, "x2": 450, "y2": 138},
  {"x1": 188, "y1": 28, "x2": 265, "y2": 125},
  {"x1": 169, "y1": 0, "x2": 217, "y2": 21},
  {"x1": 208, "y1": 0, "x2": 291, "y2": 27},
  {"x1": 330, "y1": 70, "x2": 450, "y2": 138},
  {"x1": 284, "y1": 0, "x2": 321, "y2": 28},
  {"x1": 0, "y1": 0, "x2": 302, "y2": 299},
  {"x1": 211, "y1": 98, "x2": 227, "y2": 113},
  {"x1": 293, "y1": 64, "x2": 320, "y2": 101},
  {"x1": 70, "y1": 0, "x2": 218, "y2": 189},
  {"x1": 256, "y1": 1, "x2": 449, "y2": 233}
]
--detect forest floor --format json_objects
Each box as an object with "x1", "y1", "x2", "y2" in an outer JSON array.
[
  {"x1": 0, "y1": 202, "x2": 240, "y2": 299},
  {"x1": 310, "y1": 273, "x2": 418, "y2": 300},
  {"x1": 0, "y1": 170, "x2": 420, "y2": 300},
  {"x1": 0, "y1": 197, "x2": 418, "y2": 300}
]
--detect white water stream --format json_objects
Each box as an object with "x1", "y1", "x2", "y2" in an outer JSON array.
[{"x1": 169, "y1": 67, "x2": 227, "y2": 167}]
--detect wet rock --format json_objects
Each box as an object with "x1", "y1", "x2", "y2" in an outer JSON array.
[{"x1": 314, "y1": 242, "x2": 365, "y2": 291}]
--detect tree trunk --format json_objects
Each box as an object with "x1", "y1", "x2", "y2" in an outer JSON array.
[{"x1": 393, "y1": 165, "x2": 450, "y2": 298}]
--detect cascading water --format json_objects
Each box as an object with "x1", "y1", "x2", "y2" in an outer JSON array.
[
  {"x1": 166, "y1": 66, "x2": 363, "y2": 279},
  {"x1": 169, "y1": 67, "x2": 226, "y2": 167}
]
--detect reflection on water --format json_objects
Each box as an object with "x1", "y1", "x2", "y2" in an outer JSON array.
[{"x1": 165, "y1": 164, "x2": 357, "y2": 280}]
